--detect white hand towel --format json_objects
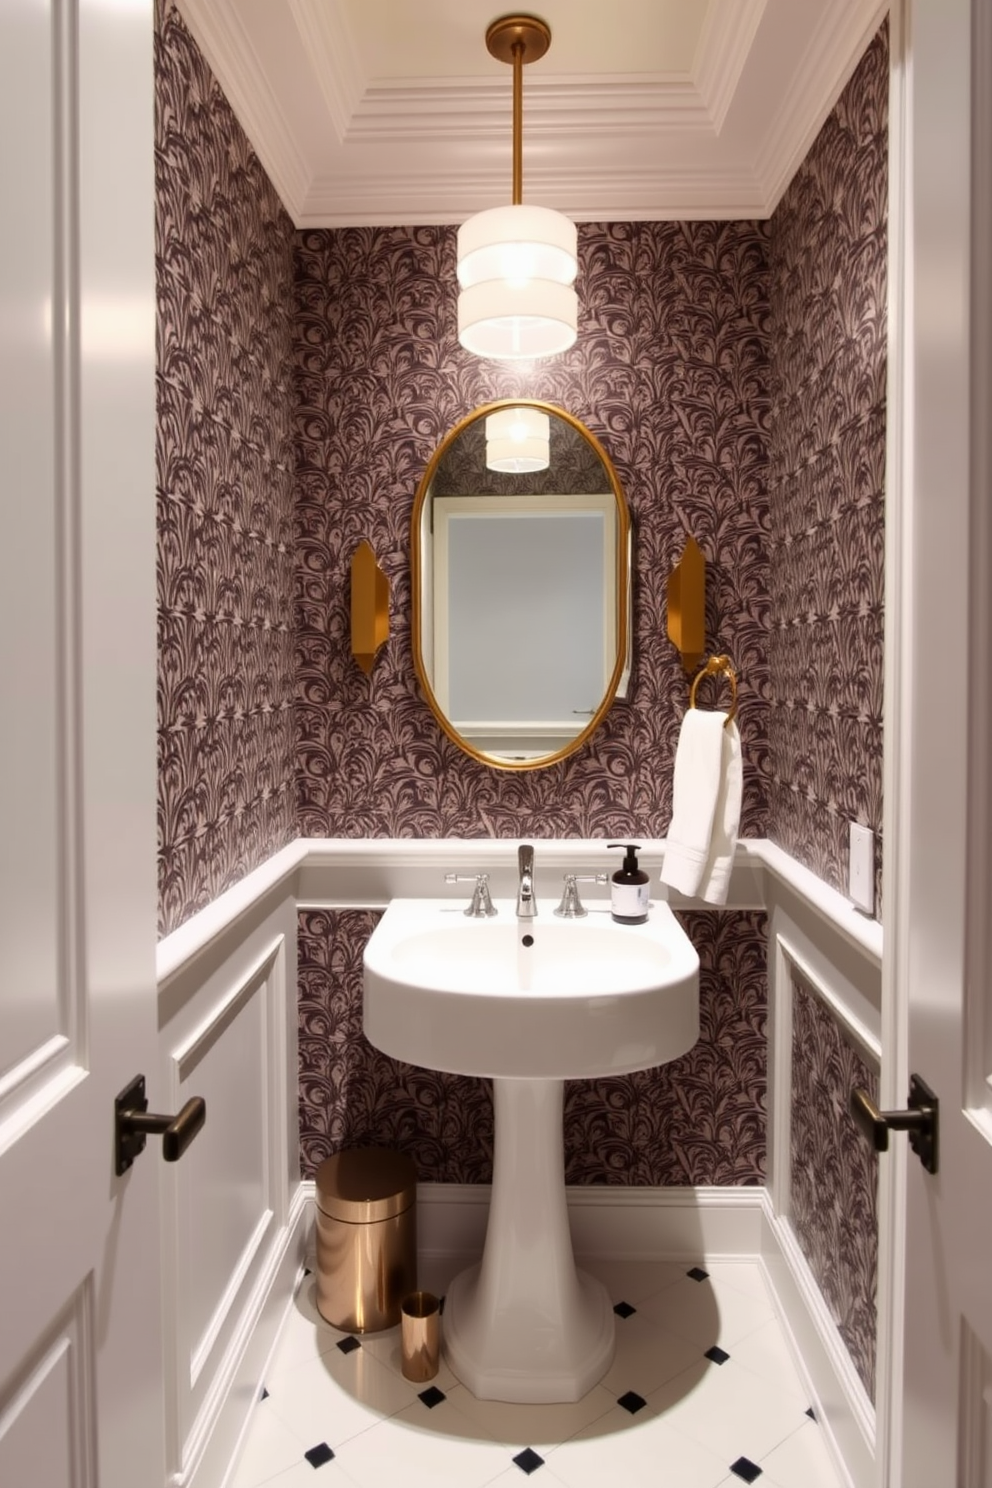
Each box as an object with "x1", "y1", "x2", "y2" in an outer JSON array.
[
  {"x1": 659, "y1": 709, "x2": 729, "y2": 897},
  {"x1": 697, "y1": 720, "x2": 742, "y2": 906}
]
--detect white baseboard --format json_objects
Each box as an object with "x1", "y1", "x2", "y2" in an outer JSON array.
[
  {"x1": 296, "y1": 1180, "x2": 767, "y2": 1267},
  {"x1": 761, "y1": 1205, "x2": 875, "y2": 1488},
  {"x1": 189, "y1": 1184, "x2": 311, "y2": 1488}
]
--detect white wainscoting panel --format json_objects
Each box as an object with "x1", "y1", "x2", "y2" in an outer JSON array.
[
  {"x1": 174, "y1": 937, "x2": 280, "y2": 1391},
  {"x1": 763, "y1": 876, "x2": 882, "y2": 1488},
  {"x1": 157, "y1": 886, "x2": 302, "y2": 1488}
]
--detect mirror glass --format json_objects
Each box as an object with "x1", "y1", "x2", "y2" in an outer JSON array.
[{"x1": 412, "y1": 401, "x2": 631, "y2": 769}]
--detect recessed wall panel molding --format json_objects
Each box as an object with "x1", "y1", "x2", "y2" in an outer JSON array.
[
  {"x1": 789, "y1": 968, "x2": 879, "y2": 1401},
  {"x1": 0, "y1": 1282, "x2": 96, "y2": 1488}
]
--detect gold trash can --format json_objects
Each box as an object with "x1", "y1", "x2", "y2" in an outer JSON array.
[{"x1": 314, "y1": 1147, "x2": 417, "y2": 1332}]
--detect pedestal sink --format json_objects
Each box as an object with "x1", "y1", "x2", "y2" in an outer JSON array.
[{"x1": 363, "y1": 897, "x2": 699, "y2": 1403}]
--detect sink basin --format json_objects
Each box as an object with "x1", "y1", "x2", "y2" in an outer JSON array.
[
  {"x1": 362, "y1": 894, "x2": 700, "y2": 1405},
  {"x1": 363, "y1": 898, "x2": 700, "y2": 1081}
]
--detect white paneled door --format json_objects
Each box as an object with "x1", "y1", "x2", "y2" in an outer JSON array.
[
  {"x1": 884, "y1": 2, "x2": 992, "y2": 1484},
  {"x1": 0, "y1": 2, "x2": 165, "y2": 1486}
]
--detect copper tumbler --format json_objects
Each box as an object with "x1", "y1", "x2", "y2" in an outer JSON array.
[{"x1": 400, "y1": 1291, "x2": 440, "y2": 1382}]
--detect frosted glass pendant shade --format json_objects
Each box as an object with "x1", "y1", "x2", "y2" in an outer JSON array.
[
  {"x1": 457, "y1": 204, "x2": 578, "y2": 361},
  {"x1": 485, "y1": 406, "x2": 551, "y2": 472}
]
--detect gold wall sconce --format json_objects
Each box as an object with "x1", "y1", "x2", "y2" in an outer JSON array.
[
  {"x1": 351, "y1": 540, "x2": 389, "y2": 674},
  {"x1": 667, "y1": 535, "x2": 706, "y2": 673}
]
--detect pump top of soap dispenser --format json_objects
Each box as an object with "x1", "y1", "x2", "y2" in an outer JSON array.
[{"x1": 608, "y1": 844, "x2": 643, "y2": 873}]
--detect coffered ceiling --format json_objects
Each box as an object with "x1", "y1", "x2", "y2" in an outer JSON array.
[{"x1": 176, "y1": 0, "x2": 888, "y2": 227}]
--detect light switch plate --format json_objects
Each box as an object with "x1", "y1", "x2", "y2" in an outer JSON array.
[{"x1": 849, "y1": 822, "x2": 875, "y2": 915}]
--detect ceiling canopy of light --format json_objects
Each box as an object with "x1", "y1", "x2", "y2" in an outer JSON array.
[{"x1": 457, "y1": 16, "x2": 578, "y2": 362}]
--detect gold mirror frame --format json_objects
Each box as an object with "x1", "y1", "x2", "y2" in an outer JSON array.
[{"x1": 411, "y1": 400, "x2": 631, "y2": 771}]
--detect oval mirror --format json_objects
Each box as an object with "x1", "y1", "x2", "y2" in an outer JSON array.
[{"x1": 411, "y1": 400, "x2": 632, "y2": 769}]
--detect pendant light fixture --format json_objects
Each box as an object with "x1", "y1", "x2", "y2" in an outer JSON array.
[
  {"x1": 457, "y1": 15, "x2": 578, "y2": 361},
  {"x1": 485, "y1": 405, "x2": 551, "y2": 472}
]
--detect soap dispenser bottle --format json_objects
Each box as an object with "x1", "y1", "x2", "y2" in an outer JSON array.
[{"x1": 608, "y1": 844, "x2": 650, "y2": 924}]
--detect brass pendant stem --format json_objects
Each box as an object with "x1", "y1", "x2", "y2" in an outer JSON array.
[
  {"x1": 513, "y1": 40, "x2": 523, "y2": 204},
  {"x1": 485, "y1": 16, "x2": 551, "y2": 208}
]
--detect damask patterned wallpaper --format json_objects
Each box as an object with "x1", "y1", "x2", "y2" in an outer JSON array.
[
  {"x1": 294, "y1": 221, "x2": 771, "y2": 839},
  {"x1": 790, "y1": 976, "x2": 879, "y2": 1400},
  {"x1": 765, "y1": 24, "x2": 888, "y2": 911},
  {"x1": 299, "y1": 908, "x2": 767, "y2": 1186},
  {"x1": 769, "y1": 31, "x2": 887, "y2": 1404},
  {"x1": 155, "y1": 0, "x2": 298, "y2": 936}
]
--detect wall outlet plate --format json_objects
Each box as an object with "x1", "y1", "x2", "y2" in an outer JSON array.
[{"x1": 849, "y1": 822, "x2": 875, "y2": 915}]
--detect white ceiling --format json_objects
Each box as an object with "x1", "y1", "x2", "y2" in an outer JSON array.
[{"x1": 176, "y1": 0, "x2": 888, "y2": 228}]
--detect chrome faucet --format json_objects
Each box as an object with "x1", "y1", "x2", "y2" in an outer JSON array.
[{"x1": 516, "y1": 843, "x2": 537, "y2": 919}]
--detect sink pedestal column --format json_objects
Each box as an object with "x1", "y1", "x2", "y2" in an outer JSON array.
[{"x1": 443, "y1": 1077, "x2": 615, "y2": 1403}]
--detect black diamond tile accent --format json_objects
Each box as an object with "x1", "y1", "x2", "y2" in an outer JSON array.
[
  {"x1": 617, "y1": 1391, "x2": 647, "y2": 1414},
  {"x1": 260, "y1": 1386, "x2": 269, "y2": 1400},
  {"x1": 730, "y1": 1456, "x2": 762, "y2": 1483},
  {"x1": 705, "y1": 1345, "x2": 730, "y2": 1364},
  {"x1": 613, "y1": 1300, "x2": 636, "y2": 1318},
  {"x1": 304, "y1": 1442, "x2": 335, "y2": 1468},
  {"x1": 512, "y1": 1447, "x2": 545, "y2": 1474},
  {"x1": 336, "y1": 1335, "x2": 361, "y2": 1354},
  {"x1": 806, "y1": 1406, "x2": 816, "y2": 1420},
  {"x1": 418, "y1": 1386, "x2": 446, "y2": 1408},
  {"x1": 687, "y1": 1266, "x2": 710, "y2": 1282},
  {"x1": 303, "y1": 1267, "x2": 312, "y2": 1276}
]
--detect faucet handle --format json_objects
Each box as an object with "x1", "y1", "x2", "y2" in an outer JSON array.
[
  {"x1": 553, "y1": 873, "x2": 608, "y2": 919},
  {"x1": 444, "y1": 872, "x2": 497, "y2": 918}
]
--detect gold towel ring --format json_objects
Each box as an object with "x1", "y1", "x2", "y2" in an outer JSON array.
[{"x1": 689, "y1": 654, "x2": 738, "y2": 727}]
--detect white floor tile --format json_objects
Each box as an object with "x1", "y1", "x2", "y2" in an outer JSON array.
[
  {"x1": 264, "y1": 1275, "x2": 359, "y2": 1377},
  {"x1": 331, "y1": 1401, "x2": 517, "y2": 1488},
  {"x1": 227, "y1": 1255, "x2": 846, "y2": 1488},
  {"x1": 729, "y1": 1316, "x2": 810, "y2": 1402},
  {"x1": 648, "y1": 1357, "x2": 811, "y2": 1465},
  {"x1": 599, "y1": 1311, "x2": 701, "y2": 1397},
  {"x1": 760, "y1": 1419, "x2": 846, "y2": 1487},
  {"x1": 225, "y1": 1404, "x2": 309, "y2": 1488},
  {"x1": 236, "y1": 1457, "x2": 364, "y2": 1488},
  {"x1": 702, "y1": 1260, "x2": 774, "y2": 1305},
  {"x1": 637, "y1": 1271, "x2": 775, "y2": 1350},
  {"x1": 447, "y1": 1379, "x2": 617, "y2": 1448},
  {"x1": 263, "y1": 1346, "x2": 417, "y2": 1450},
  {"x1": 484, "y1": 1464, "x2": 571, "y2": 1488},
  {"x1": 548, "y1": 1400, "x2": 730, "y2": 1488}
]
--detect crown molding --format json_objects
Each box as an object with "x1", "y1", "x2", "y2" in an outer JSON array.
[
  {"x1": 175, "y1": 0, "x2": 310, "y2": 222},
  {"x1": 693, "y1": 0, "x2": 768, "y2": 133},
  {"x1": 286, "y1": 0, "x2": 364, "y2": 145},
  {"x1": 755, "y1": 0, "x2": 889, "y2": 213},
  {"x1": 173, "y1": 0, "x2": 884, "y2": 230},
  {"x1": 296, "y1": 165, "x2": 769, "y2": 230},
  {"x1": 340, "y1": 76, "x2": 718, "y2": 142}
]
